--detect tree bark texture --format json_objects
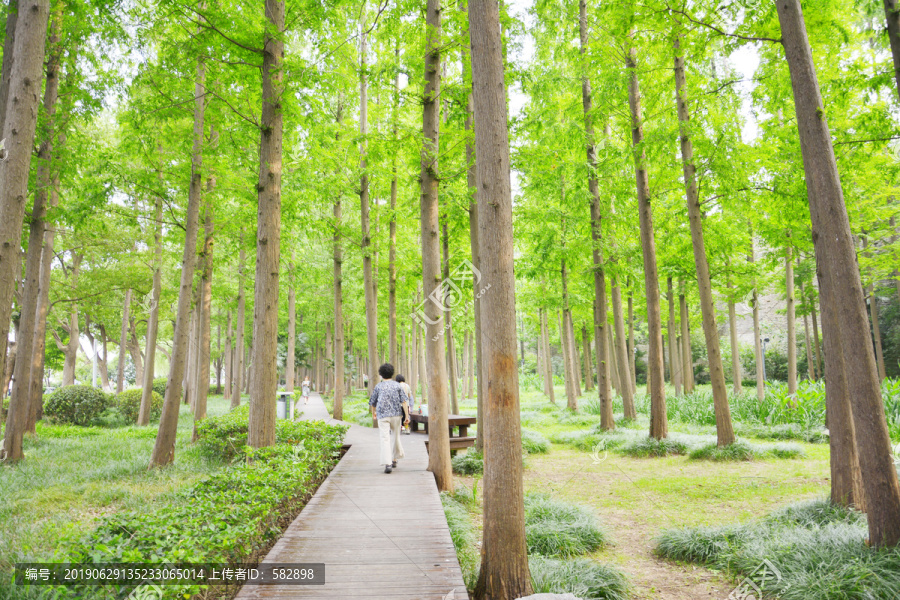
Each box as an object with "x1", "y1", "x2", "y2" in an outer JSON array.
[
  {"x1": 420, "y1": 0, "x2": 452, "y2": 491},
  {"x1": 148, "y1": 49, "x2": 206, "y2": 468},
  {"x1": 777, "y1": 0, "x2": 900, "y2": 546},
  {"x1": 627, "y1": 40, "x2": 667, "y2": 440},
  {"x1": 469, "y1": 0, "x2": 532, "y2": 594}
]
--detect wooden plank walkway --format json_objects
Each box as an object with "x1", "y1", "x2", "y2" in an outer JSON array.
[{"x1": 235, "y1": 392, "x2": 468, "y2": 600}]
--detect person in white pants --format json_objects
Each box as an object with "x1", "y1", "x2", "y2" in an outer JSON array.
[{"x1": 368, "y1": 363, "x2": 410, "y2": 473}]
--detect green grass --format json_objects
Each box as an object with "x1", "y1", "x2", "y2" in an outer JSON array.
[
  {"x1": 440, "y1": 491, "x2": 480, "y2": 590},
  {"x1": 524, "y1": 493, "x2": 607, "y2": 557},
  {"x1": 521, "y1": 429, "x2": 551, "y2": 454},
  {"x1": 529, "y1": 556, "x2": 630, "y2": 600},
  {"x1": 619, "y1": 436, "x2": 689, "y2": 458},
  {"x1": 452, "y1": 450, "x2": 484, "y2": 475},
  {"x1": 688, "y1": 440, "x2": 806, "y2": 461},
  {"x1": 0, "y1": 396, "x2": 236, "y2": 572},
  {"x1": 655, "y1": 499, "x2": 900, "y2": 600}
]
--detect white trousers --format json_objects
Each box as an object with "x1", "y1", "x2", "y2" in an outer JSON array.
[{"x1": 378, "y1": 415, "x2": 404, "y2": 466}]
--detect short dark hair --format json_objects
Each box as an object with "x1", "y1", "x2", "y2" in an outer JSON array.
[
  {"x1": 379, "y1": 363, "x2": 395, "y2": 379},
  {"x1": 394, "y1": 374, "x2": 405, "y2": 383}
]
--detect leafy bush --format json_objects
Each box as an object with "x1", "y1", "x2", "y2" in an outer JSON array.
[
  {"x1": 151, "y1": 377, "x2": 167, "y2": 397},
  {"x1": 529, "y1": 556, "x2": 629, "y2": 600},
  {"x1": 43, "y1": 385, "x2": 111, "y2": 426},
  {"x1": 114, "y1": 388, "x2": 163, "y2": 424},
  {"x1": 734, "y1": 422, "x2": 828, "y2": 443},
  {"x1": 524, "y1": 493, "x2": 606, "y2": 557},
  {"x1": 521, "y1": 429, "x2": 550, "y2": 454},
  {"x1": 452, "y1": 450, "x2": 484, "y2": 475},
  {"x1": 194, "y1": 404, "x2": 348, "y2": 461},
  {"x1": 620, "y1": 436, "x2": 688, "y2": 458},
  {"x1": 62, "y1": 421, "x2": 347, "y2": 598},
  {"x1": 655, "y1": 499, "x2": 900, "y2": 600}
]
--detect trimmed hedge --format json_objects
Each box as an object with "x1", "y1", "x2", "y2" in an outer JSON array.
[
  {"x1": 151, "y1": 377, "x2": 167, "y2": 397},
  {"x1": 43, "y1": 385, "x2": 111, "y2": 426},
  {"x1": 114, "y1": 388, "x2": 163, "y2": 424},
  {"x1": 61, "y1": 410, "x2": 347, "y2": 598}
]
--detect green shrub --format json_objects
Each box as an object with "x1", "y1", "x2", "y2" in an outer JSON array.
[
  {"x1": 689, "y1": 441, "x2": 755, "y2": 461},
  {"x1": 524, "y1": 493, "x2": 606, "y2": 557},
  {"x1": 521, "y1": 429, "x2": 551, "y2": 454},
  {"x1": 43, "y1": 385, "x2": 111, "y2": 426},
  {"x1": 194, "y1": 404, "x2": 348, "y2": 461},
  {"x1": 114, "y1": 388, "x2": 163, "y2": 424},
  {"x1": 452, "y1": 450, "x2": 484, "y2": 475},
  {"x1": 655, "y1": 499, "x2": 900, "y2": 600},
  {"x1": 529, "y1": 556, "x2": 629, "y2": 600},
  {"x1": 620, "y1": 436, "x2": 688, "y2": 458},
  {"x1": 62, "y1": 422, "x2": 346, "y2": 598},
  {"x1": 152, "y1": 377, "x2": 167, "y2": 397}
]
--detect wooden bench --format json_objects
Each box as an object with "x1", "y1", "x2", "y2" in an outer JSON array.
[{"x1": 424, "y1": 436, "x2": 476, "y2": 456}]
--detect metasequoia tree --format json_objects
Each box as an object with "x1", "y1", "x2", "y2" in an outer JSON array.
[
  {"x1": 469, "y1": 0, "x2": 532, "y2": 597},
  {"x1": 420, "y1": 0, "x2": 452, "y2": 490},
  {"x1": 578, "y1": 0, "x2": 613, "y2": 430},
  {"x1": 149, "y1": 37, "x2": 207, "y2": 468},
  {"x1": 626, "y1": 32, "x2": 667, "y2": 440},
  {"x1": 247, "y1": 0, "x2": 285, "y2": 448},
  {"x1": 0, "y1": 0, "x2": 50, "y2": 462},
  {"x1": 777, "y1": 0, "x2": 900, "y2": 546},
  {"x1": 672, "y1": 31, "x2": 734, "y2": 446}
]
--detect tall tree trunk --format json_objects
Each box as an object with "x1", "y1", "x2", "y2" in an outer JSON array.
[
  {"x1": 116, "y1": 290, "x2": 132, "y2": 394},
  {"x1": 611, "y1": 278, "x2": 635, "y2": 414},
  {"x1": 420, "y1": 0, "x2": 451, "y2": 491},
  {"x1": 627, "y1": 38, "x2": 667, "y2": 440},
  {"x1": 560, "y1": 265, "x2": 577, "y2": 411},
  {"x1": 0, "y1": 0, "x2": 18, "y2": 137},
  {"x1": 359, "y1": 22, "x2": 379, "y2": 391},
  {"x1": 286, "y1": 260, "x2": 295, "y2": 393},
  {"x1": 0, "y1": 0, "x2": 51, "y2": 461},
  {"x1": 247, "y1": 0, "x2": 284, "y2": 449},
  {"x1": 469, "y1": 0, "x2": 532, "y2": 593},
  {"x1": 16, "y1": 7, "x2": 61, "y2": 436},
  {"x1": 224, "y1": 312, "x2": 233, "y2": 404},
  {"x1": 578, "y1": 0, "x2": 612, "y2": 429},
  {"x1": 666, "y1": 277, "x2": 682, "y2": 395},
  {"x1": 442, "y1": 207, "x2": 459, "y2": 414},
  {"x1": 148, "y1": 41, "x2": 206, "y2": 468},
  {"x1": 324, "y1": 325, "x2": 332, "y2": 395},
  {"x1": 749, "y1": 233, "x2": 765, "y2": 402},
  {"x1": 461, "y1": 1, "x2": 485, "y2": 452},
  {"x1": 627, "y1": 285, "x2": 637, "y2": 398},
  {"x1": 568, "y1": 311, "x2": 582, "y2": 398},
  {"x1": 333, "y1": 186, "x2": 345, "y2": 420},
  {"x1": 606, "y1": 326, "x2": 619, "y2": 395},
  {"x1": 28, "y1": 167, "x2": 60, "y2": 430},
  {"x1": 139, "y1": 191, "x2": 164, "y2": 425},
  {"x1": 883, "y1": 0, "x2": 900, "y2": 101},
  {"x1": 582, "y1": 324, "x2": 594, "y2": 392},
  {"x1": 726, "y1": 270, "x2": 741, "y2": 396},
  {"x1": 821, "y1": 269, "x2": 865, "y2": 510},
  {"x1": 232, "y1": 241, "x2": 246, "y2": 407},
  {"x1": 679, "y1": 282, "x2": 694, "y2": 394},
  {"x1": 786, "y1": 240, "x2": 798, "y2": 393},
  {"x1": 540, "y1": 308, "x2": 554, "y2": 402},
  {"x1": 388, "y1": 41, "x2": 399, "y2": 366},
  {"x1": 777, "y1": 0, "x2": 900, "y2": 546},
  {"x1": 192, "y1": 174, "x2": 215, "y2": 442}
]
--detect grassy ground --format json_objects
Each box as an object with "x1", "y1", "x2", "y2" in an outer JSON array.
[
  {"x1": 449, "y1": 383, "x2": 832, "y2": 599},
  {"x1": 0, "y1": 394, "x2": 242, "y2": 572}
]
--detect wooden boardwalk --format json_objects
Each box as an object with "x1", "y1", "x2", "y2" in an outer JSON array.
[{"x1": 235, "y1": 392, "x2": 468, "y2": 600}]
